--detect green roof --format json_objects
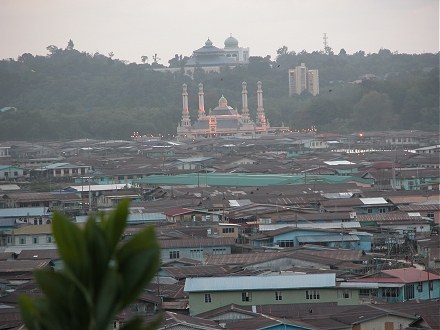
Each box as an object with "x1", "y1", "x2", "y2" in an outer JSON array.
[{"x1": 133, "y1": 173, "x2": 372, "y2": 187}]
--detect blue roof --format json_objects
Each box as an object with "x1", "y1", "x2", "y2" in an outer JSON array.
[
  {"x1": 184, "y1": 273, "x2": 336, "y2": 292},
  {"x1": 0, "y1": 207, "x2": 50, "y2": 217}
]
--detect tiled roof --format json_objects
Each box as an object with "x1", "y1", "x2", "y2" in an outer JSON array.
[
  {"x1": 160, "y1": 311, "x2": 222, "y2": 329},
  {"x1": 350, "y1": 267, "x2": 440, "y2": 284},
  {"x1": 159, "y1": 237, "x2": 235, "y2": 249},
  {"x1": 16, "y1": 249, "x2": 59, "y2": 260},
  {"x1": 0, "y1": 260, "x2": 51, "y2": 273},
  {"x1": 161, "y1": 265, "x2": 231, "y2": 279},
  {"x1": 7, "y1": 224, "x2": 53, "y2": 235}
]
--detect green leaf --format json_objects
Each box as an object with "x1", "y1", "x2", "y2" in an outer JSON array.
[
  {"x1": 101, "y1": 199, "x2": 129, "y2": 251},
  {"x1": 19, "y1": 200, "x2": 161, "y2": 330},
  {"x1": 51, "y1": 211, "x2": 89, "y2": 281},
  {"x1": 19, "y1": 295, "x2": 43, "y2": 330},
  {"x1": 84, "y1": 217, "x2": 111, "y2": 295},
  {"x1": 116, "y1": 226, "x2": 160, "y2": 307},
  {"x1": 95, "y1": 268, "x2": 123, "y2": 329}
]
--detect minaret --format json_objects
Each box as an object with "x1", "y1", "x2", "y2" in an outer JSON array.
[
  {"x1": 256, "y1": 81, "x2": 267, "y2": 127},
  {"x1": 241, "y1": 81, "x2": 250, "y2": 123},
  {"x1": 198, "y1": 83, "x2": 206, "y2": 119},
  {"x1": 181, "y1": 84, "x2": 191, "y2": 128}
]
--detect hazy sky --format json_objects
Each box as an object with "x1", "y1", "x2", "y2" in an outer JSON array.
[{"x1": 1, "y1": 0, "x2": 438, "y2": 64}]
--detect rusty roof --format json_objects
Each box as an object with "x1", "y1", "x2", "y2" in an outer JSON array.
[{"x1": 159, "y1": 237, "x2": 235, "y2": 249}]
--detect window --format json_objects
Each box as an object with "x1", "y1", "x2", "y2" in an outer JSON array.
[
  {"x1": 337, "y1": 289, "x2": 352, "y2": 299},
  {"x1": 383, "y1": 287, "x2": 400, "y2": 297},
  {"x1": 277, "y1": 240, "x2": 294, "y2": 248},
  {"x1": 404, "y1": 284, "x2": 414, "y2": 300},
  {"x1": 46, "y1": 235, "x2": 52, "y2": 243},
  {"x1": 429, "y1": 281, "x2": 434, "y2": 291},
  {"x1": 305, "y1": 290, "x2": 320, "y2": 300},
  {"x1": 417, "y1": 282, "x2": 423, "y2": 293},
  {"x1": 19, "y1": 236, "x2": 26, "y2": 244},
  {"x1": 204, "y1": 293, "x2": 212, "y2": 303},
  {"x1": 379, "y1": 208, "x2": 386, "y2": 213},
  {"x1": 222, "y1": 227, "x2": 235, "y2": 233},
  {"x1": 275, "y1": 291, "x2": 282, "y2": 301},
  {"x1": 241, "y1": 291, "x2": 252, "y2": 302},
  {"x1": 213, "y1": 248, "x2": 226, "y2": 254},
  {"x1": 169, "y1": 251, "x2": 180, "y2": 259},
  {"x1": 367, "y1": 208, "x2": 373, "y2": 214},
  {"x1": 33, "y1": 237, "x2": 39, "y2": 244},
  {"x1": 190, "y1": 249, "x2": 203, "y2": 259}
]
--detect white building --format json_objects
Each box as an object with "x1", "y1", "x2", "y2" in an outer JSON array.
[{"x1": 289, "y1": 63, "x2": 319, "y2": 96}]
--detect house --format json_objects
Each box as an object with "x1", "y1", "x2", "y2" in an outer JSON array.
[
  {"x1": 164, "y1": 207, "x2": 222, "y2": 223},
  {"x1": 0, "y1": 207, "x2": 52, "y2": 227},
  {"x1": 249, "y1": 227, "x2": 372, "y2": 252},
  {"x1": 416, "y1": 236, "x2": 440, "y2": 269},
  {"x1": 213, "y1": 223, "x2": 241, "y2": 239},
  {"x1": 414, "y1": 145, "x2": 440, "y2": 155},
  {"x1": 0, "y1": 146, "x2": 11, "y2": 158},
  {"x1": 96, "y1": 189, "x2": 142, "y2": 208},
  {"x1": 348, "y1": 267, "x2": 440, "y2": 303},
  {"x1": 197, "y1": 303, "x2": 423, "y2": 330},
  {"x1": 184, "y1": 273, "x2": 359, "y2": 316},
  {"x1": 159, "y1": 237, "x2": 235, "y2": 263},
  {"x1": 355, "y1": 197, "x2": 393, "y2": 214},
  {"x1": 2, "y1": 224, "x2": 56, "y2": 252},
  {"x1": 0, "y1": 165, "x2": 24, "y2": 181},
  {"x1": 31, "y1": 162, "x2": 91, "y2": 178}
]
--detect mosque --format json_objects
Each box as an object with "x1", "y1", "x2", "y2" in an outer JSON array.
[
  {"x1": 185, "y1": 35, "x2": 250, "y2": 68},
  {"x1": 176, "y1": 81, "x2": 269, "y2": 139}
]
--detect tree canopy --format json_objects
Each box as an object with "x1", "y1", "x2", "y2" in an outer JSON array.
[{"x1": 0, "y1": 44, "x2": 438, "y2": 141}]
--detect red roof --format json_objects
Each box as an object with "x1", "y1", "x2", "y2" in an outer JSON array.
[
  {"x1": 351, "y1": 267, "x2": 440, "y2": 284},
  {"x1": 164, "y1": 207, "x2": 194, "y2": 217}
]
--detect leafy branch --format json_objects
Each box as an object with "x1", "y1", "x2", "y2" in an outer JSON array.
[{"x1": 19, "y1": 199, "x2": 161, "y2": 330}]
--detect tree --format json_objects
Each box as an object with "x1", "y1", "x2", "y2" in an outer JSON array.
[
  {"x1": 141, "y1": 56, "x2": 149, "y2": 64},
  {"x1": 66, "y1": 39, "x2": 74, "y2": 51},
  {"x1": 46, "y1": 45, "x2": 60, "y2": 56},
  {"x1": 338, "y1": 48, "x2": 347, "y2": 56},
  {"x1": 353, "y1": 90, "x2": 395, "y2": 130},
  {"x1": 152, "y1": 53, "x2": 160, "y2": 64},
  {"x1": 276, "y1": 45, "x2": 289, "y2": 56},
  {"x1": 19, "y1": 200, "x2": 161, "y2": 330}
]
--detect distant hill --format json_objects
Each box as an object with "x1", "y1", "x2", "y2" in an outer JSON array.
[{"x1": 0, "y1": 46, "x2": 438, "y2": 141}]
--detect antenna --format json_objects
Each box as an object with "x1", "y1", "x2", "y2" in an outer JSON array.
[{"x1": 323, "y1": 33, "x2": 332, "y2": 55}]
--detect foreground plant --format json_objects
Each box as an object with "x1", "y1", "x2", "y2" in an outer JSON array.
[{"x1": 19, "y1": 199, "x2": 161, "y2": 330}]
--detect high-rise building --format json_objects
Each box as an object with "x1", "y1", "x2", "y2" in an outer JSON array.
[{"x1": 288, "y1": 63, "x2": 319, "y2": 96}]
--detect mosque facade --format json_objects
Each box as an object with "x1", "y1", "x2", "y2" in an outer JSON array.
[
  {"x1": 184, "y1": 35, "x2": 249, "y2": 71},
  {"x1": 176, "y1": 82, "x2": 269, "y2": 139}
]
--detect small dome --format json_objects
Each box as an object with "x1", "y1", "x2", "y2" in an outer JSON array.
[
  {"x1": 205, "y1": 38, "x2": 213, "y2": 46},
  {"x1": 224, "y1": 35, "x2": 238, "y2": 48},
  {"x1": 218, "y1": 95, "x2": 228, "y2": 107}
]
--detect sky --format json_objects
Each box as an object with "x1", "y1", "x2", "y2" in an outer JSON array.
[{"x1": 0, "y1": 0, "x2": 438, "y2": 65}]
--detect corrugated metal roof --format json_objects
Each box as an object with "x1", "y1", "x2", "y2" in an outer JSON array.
[
  {"x1": 66, "y1": 184, "x2": 131, "y2": 192},
  {"x1": 0, "y1": 207, "x2": 49, "y2": 217},
  {"x1": 296, "y1": 234, "x2": 359, "y2": 243},
  {"x1": 184, "y1": 273, "x2": 336, "y2": 292},
  {"x1": 359, "y1": 197, "x2": 388, "y2": 205}
]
